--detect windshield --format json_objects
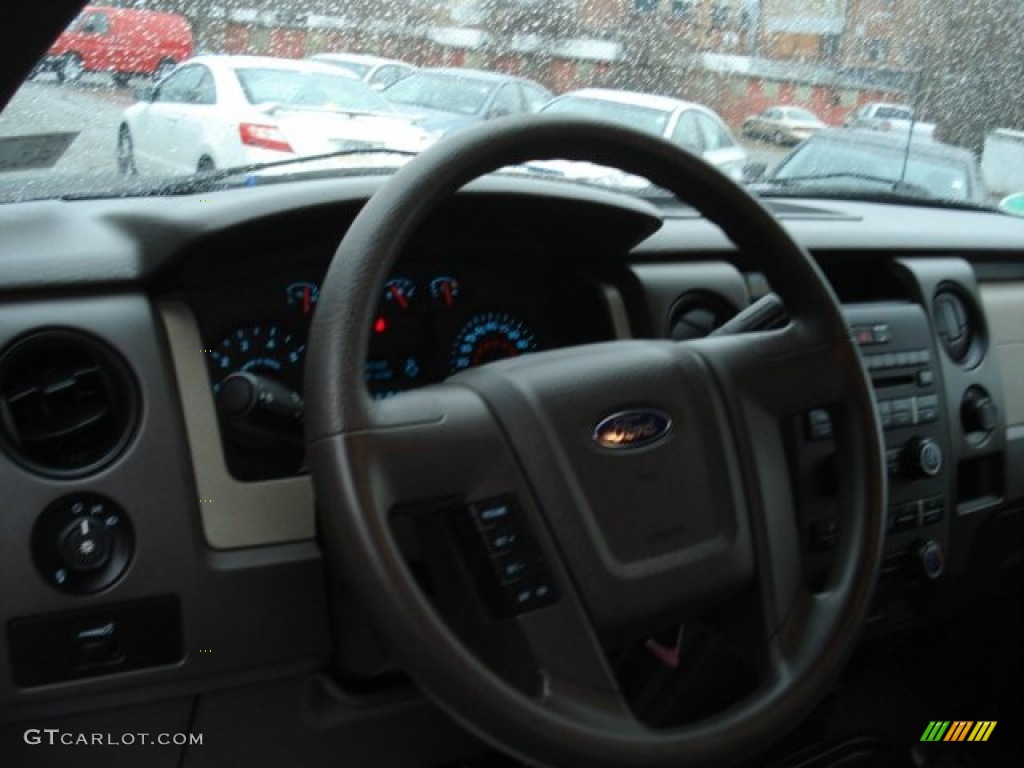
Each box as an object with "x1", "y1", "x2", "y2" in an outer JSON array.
[
  {"x1": 0, "y1": 0, "x2": 1018, "y2": 209},
  {"x1": 541, "y1": 97, "x2": 671, "y2": 137}
]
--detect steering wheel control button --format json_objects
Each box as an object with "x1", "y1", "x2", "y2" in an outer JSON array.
[
  {"x1": 32, "y1": 493, "x2": 134, "y2": 594},
  {"x1": 505, "y1": 579, "x2": 559, "y2": 614},
  {"x1": 481, "y1": 524, "x2": 524, "y2": 554},
  {"x1": 492, "y1": 551, "x2": 541, "y2": 584},
  {"x1": 470, "y1": 497, "x2": 515, "y2": 528},
  {"x1": 805, "y1": 408, "x2": 833, "y2": 440},
  {"x1": 462, "y1": 495, "x2": 560, "y2": 618}
]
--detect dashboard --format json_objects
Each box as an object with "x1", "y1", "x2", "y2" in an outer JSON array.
[{"x1": 0, "y1": 175, "x2": 1022, "y2": 766}]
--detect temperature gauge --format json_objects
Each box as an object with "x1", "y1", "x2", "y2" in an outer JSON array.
[
  {"x1": 383, "y1": 277, "x2": 416, "y2": 310},
  {"x1": 429, "y1": 275, "x2": 460, "y2": 307},
  {"x1": 285, "y1": 281, "x2": 319, "y2": 317}
]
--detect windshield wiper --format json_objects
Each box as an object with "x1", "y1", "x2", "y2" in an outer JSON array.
[
  {"x1": 750, "y1": 173, "x2": 996, "y2": 212},
  {"x1": 58, "y1": 147, "x2": 420, "y2": 200},
  {"x1": 755, "y1": 172, "x2": 932, "y2": 197},
  {"x1": 158, "y1": 147, "x2": 420, "y2": 194}
]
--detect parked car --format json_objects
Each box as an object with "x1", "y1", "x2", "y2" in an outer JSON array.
[
  {"x1": 36, "y1": 5, "x2": 192, "y2": 85},
  {"x1": 308, "y1": 52, "x2": 416, "y2": 90},
  {"x1": 742, "y1": 105, "x2": 825, "y2": 145},
  {"x1": 754, "y1": 128, "x2": 987, "y2": 203},
  {"x1": 843, "y1": 101, "x2": 917, "y2": 133},
  {"x1": 117, "y1": 55, "x2": 434, "y2": 176},
  {"x1": 538, "y1": 88, "x2": 748, "y2": 181},
  {"x1": 381, "y1": 68, "x2": 551, "y2": 137}
]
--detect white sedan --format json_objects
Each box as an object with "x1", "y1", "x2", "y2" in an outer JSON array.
[
  {"x1": 117, "y1": 55, "x2": 434, "y2": 176},
  {"x1": 538, "y1": 88, "x2": 748, "y2": 181}
]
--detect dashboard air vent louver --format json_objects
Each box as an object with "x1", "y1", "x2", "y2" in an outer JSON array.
[
  {"x1": 932, "y1": 286, "x2": 985, "y2": 368},
  {"x1": 668, "y1": 293, "x2": 738, "y2": 340},
  {"x1": 0, "y1": 331, "x2": 138, "y2": 477}
]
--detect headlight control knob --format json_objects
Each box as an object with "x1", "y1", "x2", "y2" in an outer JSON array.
[
  {"x1": 58, "y1": 516, "x2": 113, "y2": 572},
  {"x1": 32, "y1": 494, "x2": 133, "y2": 594}
]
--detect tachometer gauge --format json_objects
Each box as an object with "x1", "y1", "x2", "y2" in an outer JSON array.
[
  {"x1": 207, "y1": 323, "x2": 305, "y2": 393},
  {"x1": 450, "y1": 312, "x2": 538, "y2": 373}
]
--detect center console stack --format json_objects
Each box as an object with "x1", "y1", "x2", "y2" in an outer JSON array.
[{"x1": 792, "y1": 303, "x2": 952, "y2": 629}]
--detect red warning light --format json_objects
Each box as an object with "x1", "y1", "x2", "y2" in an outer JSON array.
[{"x1": 373, "y1": 316, "x2": 389, "y2": 334}]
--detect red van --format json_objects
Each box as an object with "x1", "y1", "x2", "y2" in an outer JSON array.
[{"x1": 41, "y1": 5, "x2": 193, "y2": 85}]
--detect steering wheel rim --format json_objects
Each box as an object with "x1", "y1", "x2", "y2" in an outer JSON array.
[{"x1": 306, "y1": 116, "x2": 886, "y2": 767}]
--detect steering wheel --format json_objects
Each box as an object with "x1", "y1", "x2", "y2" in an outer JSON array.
[{"x1": 306, "y1": 116, "x2": 886, "y2": 767}]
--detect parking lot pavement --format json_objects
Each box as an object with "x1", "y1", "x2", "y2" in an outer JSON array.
[{"x1": 0, "y1": 75, "x2": 135, "y2": 175}]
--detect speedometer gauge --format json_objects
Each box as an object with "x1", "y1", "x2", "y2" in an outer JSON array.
[
  {"x1": 207, "y1": 323, "x2": 305, "y2": 393},
  {"x1": 450, "y1": 312, "x2": 538, "y2": 373}
]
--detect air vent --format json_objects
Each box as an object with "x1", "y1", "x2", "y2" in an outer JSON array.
[
  {"x1": 932, "y1": 286, "x2": 985, "y2": 368},
  {"x1": 668, "y1": 292, "x2": 738, "y2": 340},
  {"x1": 0, "y1": 331, "x2": 138, "y2": 477}
]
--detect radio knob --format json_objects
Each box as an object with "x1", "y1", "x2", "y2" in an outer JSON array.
[{"x1": 904, "y1": 437, "x2": 943, "y2": 478}]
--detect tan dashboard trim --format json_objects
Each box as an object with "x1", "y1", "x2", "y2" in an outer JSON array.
[
  {"x1": 980, "y1": 282, "x2": 1024, "y2": 429},
  {"x1": 159, "y1": 301, "x2": 315, "y2": 549}
]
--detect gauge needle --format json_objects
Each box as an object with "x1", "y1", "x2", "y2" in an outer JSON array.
[
  {"x1": 389, "y1": 284, "x2": 408, "y2": 309},
  {"x1": 302, "y1": 286, "x2": 311, "y2": 315},
  {"x1": 441, "y1": 282, "x2": 453, "y2": 307}
]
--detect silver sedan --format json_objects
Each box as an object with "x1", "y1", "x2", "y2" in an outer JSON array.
[{"x1": 743, "y1": 106, "x2": 826, "y2": 145}]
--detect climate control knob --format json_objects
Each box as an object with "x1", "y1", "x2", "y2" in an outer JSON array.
[
  {"x1": 915, "y1": 539, "x2": 946, "y2": 581},
  {"x1": 904, "y1": 437, "x2": 943, "y2": 478}
]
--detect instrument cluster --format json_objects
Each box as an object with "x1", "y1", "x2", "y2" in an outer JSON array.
[{"x1": 190, "y1": 257, "x2": 614, "y2": 479}]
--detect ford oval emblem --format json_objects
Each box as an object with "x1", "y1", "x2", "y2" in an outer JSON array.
[{"x1": 593, "y1": 409, "x2": 672, "y2": 450}]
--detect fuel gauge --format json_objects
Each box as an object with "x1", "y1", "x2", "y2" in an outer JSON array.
[
  {"x1": 429, "y1": 275, "x2": 460, "y2": 308},
  {"x1": 285, "y1": 281, "x2": 319, "y2": 317}
]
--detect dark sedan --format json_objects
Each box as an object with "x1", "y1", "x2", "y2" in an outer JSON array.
[{"x1": 753, "y1": 128, "x2": 988, "y2": 203}]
